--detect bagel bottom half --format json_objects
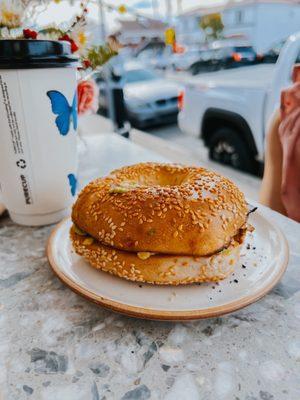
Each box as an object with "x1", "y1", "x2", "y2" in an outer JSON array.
[{"x1": 70, "y1": 226, "x2": 244, "y2": 285}]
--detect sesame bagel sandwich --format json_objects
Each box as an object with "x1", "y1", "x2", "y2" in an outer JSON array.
[{"x1": 70, "y1": 163, "x2": 249, "y2": 285}]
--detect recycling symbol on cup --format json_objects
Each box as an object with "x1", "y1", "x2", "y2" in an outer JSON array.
[{"x1": 16, "y1": 159, "x2": 26, "y2": 169}]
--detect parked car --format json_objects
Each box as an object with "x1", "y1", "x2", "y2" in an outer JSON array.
[
  {"x1": 178, "y1": 32, "x2": 300, "y2": 174},
  {"x1": 134, "y1": 39, "x2": 165, "y2": 58},
  {"x1": 171, "y1": 48, "x2": 205, "y2": 71},
  {"x1": 188, "y1": 49, "x2": 221, "y2": 75},
  {"x1": 95, "y1": 62, "x2": 182, "y2": 128},
  {"x1": 262, "y1": 39, "x2": 286, "y2": 63},
  {"x1": 147, "y1": 47, "x2": 174, "y2": 70},
  {"x1": 189, "y1": 45, "x2": 259, "y2": 75}
]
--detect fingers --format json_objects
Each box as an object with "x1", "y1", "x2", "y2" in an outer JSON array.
[
  {"x1": 288, "y1": 106, "x2": 300, "y2": 122},
  {"x1": 280, "y1": 91, "x2": 286, "y2": 119},
  {"x1": 292, "y1": 65, "x2": 300, "y2": 83},
  {"x1": 279, "y1": 107, "x2": 300, "y2": 136},
  {"x1": 280, "y1": 82, "x2": 300, "y2": 118},
  {"x1": 292, "y1": 114, "x2": 300, "y2": 137}
]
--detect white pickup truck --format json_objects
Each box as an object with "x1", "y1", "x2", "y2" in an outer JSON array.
[{"x1": 178, "y1": 32, "x2": 300, "y2": 174}]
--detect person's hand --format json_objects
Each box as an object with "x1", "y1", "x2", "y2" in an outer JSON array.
[
  {"x1": 280, "y1": 82, "x2": 300, "y2": 119},
  {"x1": 279, "y1": 105, "x2": 300, "y2": 150},
  {"x1": 279, "y1": 78, "x2": 300, "y2": 154},
  {"x1": 279, "y1": 83, "x2": 300, "y2": 222},
  {"x1": 292, "y1": 64, "x2": 300, "y2": 84}
]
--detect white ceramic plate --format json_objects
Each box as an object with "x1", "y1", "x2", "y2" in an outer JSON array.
[{"x1": 47, "y1": 211, "x2": 289, "y2": 320}]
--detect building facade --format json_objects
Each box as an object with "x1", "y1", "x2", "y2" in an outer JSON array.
[
  {"x1": 176, "y1": 0, "x2": 300, "y2": 52},
  {"x1": 114, "y1": 18, "x2": 167, "y2": 45}
]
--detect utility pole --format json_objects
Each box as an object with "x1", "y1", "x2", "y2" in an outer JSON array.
[
  {"x1": 98, "y1": 0, "x2": 115, "y2": 125},
  {"x1": 152, "y1": 0, "x2": 159, "y2": 18},
  {"x1": 165, "y1": 0, "x2": 172, "y2": 24},
  {"x1": 177, "y1": 0, "x2": 182, "y2": 15},
  {"x1": 98, "y1": 0, "x2": 106, "y2": 43}
]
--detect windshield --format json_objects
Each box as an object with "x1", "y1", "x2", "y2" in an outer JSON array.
[{"x1": 124, "y1": 69, "x2": 157, "y2": 83}]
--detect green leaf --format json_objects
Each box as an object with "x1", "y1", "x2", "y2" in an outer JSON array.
[{"x1": 83, "y1": 44, "x2": 117, "y2": 69}]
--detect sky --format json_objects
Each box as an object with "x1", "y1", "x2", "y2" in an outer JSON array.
[{"x1": 36, "y1": 0, "x2": 229, "y2": 32}]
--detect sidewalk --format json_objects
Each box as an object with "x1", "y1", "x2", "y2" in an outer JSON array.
[{"x1": 79, "y1": 114, "x2": 261, "y2": 201}]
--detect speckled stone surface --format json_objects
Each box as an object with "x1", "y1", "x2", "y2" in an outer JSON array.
[{"x1": 1, "y1": 134, "x2": 300, "y2": 400}]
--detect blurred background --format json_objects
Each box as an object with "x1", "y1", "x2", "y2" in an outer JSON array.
[{"x1": 19, "y1": 0, "x2": 300, "y2": 176}]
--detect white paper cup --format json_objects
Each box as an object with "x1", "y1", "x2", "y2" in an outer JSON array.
[{"x1": 0, "y1": 40, "x2": 78, "y2": 226}]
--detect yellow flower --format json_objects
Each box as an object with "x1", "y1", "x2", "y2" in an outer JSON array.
[
  {"x1": 118, "y1": 5, "x2": 127, "y2": 14},
  {"x1": 77, "y1": 31, "x2": 87, "y2": 47},
  {"x1": 0, "y1": 3, "x2": 22, "y2": 28}
]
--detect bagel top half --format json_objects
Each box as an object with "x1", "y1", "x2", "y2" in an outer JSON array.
[{"x1": 71, "y1": 163, "x2": 248, "y2": 256}]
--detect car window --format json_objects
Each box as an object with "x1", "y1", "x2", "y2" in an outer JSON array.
[
  {"x1": 138, "y1": 48, "x2": 163, "y2": 59},
  {"x1": 214, "y1": 49, "x2": 226, "y2": 59},
  {"x1": 124, "y1": 69, "x2": 157, "y2": 83},
  {"x1": 137, "y1": 51, "x2": 151, "y2": 60},
  {"x1": 234, "y1": 46, "x2": 255, "y2": 54},
  {"x1": 93, "y1": 71, "x2": 105, "y2": 83}
]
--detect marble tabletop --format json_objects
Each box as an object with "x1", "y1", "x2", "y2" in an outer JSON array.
[{"x1": 1, "y1": 133, "x2": 300, "y2": 400}]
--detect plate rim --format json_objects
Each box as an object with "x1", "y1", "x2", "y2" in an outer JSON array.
[{"x1": 47, "y1": 214, "x2": 289, "y2": 321}]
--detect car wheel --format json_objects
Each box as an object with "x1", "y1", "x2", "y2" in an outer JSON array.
[{"x1": 208, "y1": 127, "x2": 257, "y2": 174}]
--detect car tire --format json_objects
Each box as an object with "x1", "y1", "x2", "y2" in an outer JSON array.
[{"x1": 208, "y1": 127, "x2": 258, "y2": 174}]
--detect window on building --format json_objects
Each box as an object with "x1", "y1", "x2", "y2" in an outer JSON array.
[{"x1": 236, "y1": 10, "x2": 243, "y2": 25}]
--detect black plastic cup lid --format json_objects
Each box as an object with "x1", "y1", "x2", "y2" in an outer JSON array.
[{"x1": 0, "y1": 39, "x2": 78, "y2": 69}]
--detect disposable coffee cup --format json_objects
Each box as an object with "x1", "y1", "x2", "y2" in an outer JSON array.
[{"x1": 0, "y1": 40, "x2": 78, "y2": 226}]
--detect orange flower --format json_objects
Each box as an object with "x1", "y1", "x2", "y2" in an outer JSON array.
[{"x1": 77, "y1": 79, "x2": 98, "y2": 115}]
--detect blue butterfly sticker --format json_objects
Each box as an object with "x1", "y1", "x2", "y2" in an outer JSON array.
[
  {"x1": 68, "y1": 173, "x2": 77, "y2": 196},
  {"x1": 47, "y1": 90, "x2": 77, "y2": 136}
]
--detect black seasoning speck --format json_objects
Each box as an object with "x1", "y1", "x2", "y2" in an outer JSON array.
[
  {"x1": 234, "y1": 279, "x2": 239, "y2": 283},
  {"x1": 253, "y1": 247, "x2": 256, "y2": 250},
  {"x1": 242, "y1": 264, "x2": 247, "y2": 269},
  {"x1": 218, "y1": 290, "x2": 222, "y2": 293},
  {"x1": 139, "y1": 285, "x2": 142, "y2": 288},
  {"x1": 212, "y1": 286, "x2": 215, "y2": 289},
  {"x1": 209, "y1": 297, "x2": 213, "y2": 300},
  {"x1": 246, "y1": 244, "x2": 251, "y2": 250}
]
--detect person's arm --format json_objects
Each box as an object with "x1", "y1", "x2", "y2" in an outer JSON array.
[{"x1": 259, "y1": 110, "x2": 287, "y2": 215}]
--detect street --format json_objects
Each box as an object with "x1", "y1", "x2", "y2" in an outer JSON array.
[
  {"x1": 144, "y1": 122, "x2": 210, "y2": 164},
  {"x1": 139, "y1": 120, "x2": 261, "y2": 200}
]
